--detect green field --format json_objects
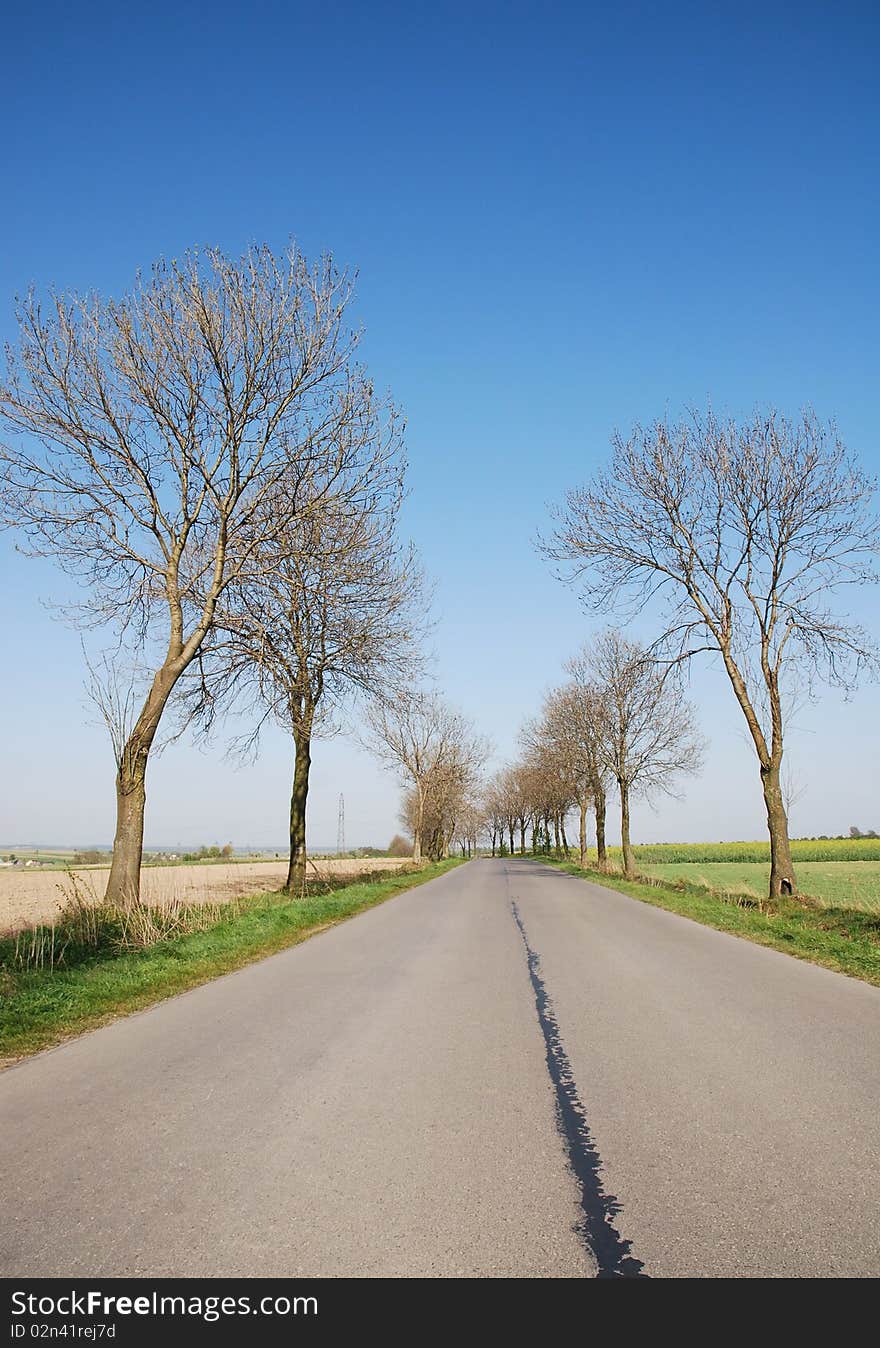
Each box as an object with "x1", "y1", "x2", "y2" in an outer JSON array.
[
  {"x1": 0, "y1": 849, "x2": 78, "y2": 869},
  {"x1": 621, "y1": 838, "x2": 880, "y2": 864},
  {"x1": 557, "y1": 839, "x2": 880, "y2": 912},
  {"x1": 639, "y1": 861, "x2": 880, "y2": 912}
]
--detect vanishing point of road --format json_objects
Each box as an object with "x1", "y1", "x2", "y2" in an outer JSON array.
[{"x1": 3, "y1": 859, "x2": 878, "y2": 1278}]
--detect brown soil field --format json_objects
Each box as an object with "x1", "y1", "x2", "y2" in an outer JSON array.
[{"x1": 0, "y1": 857, "x2": 408, "y2": 932}]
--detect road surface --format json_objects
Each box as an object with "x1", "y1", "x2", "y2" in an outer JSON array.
[{"x1": 2, "y1": 859, "x2": 878, "y2": 1277}]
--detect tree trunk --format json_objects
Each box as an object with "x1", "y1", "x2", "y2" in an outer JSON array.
[
  {"x1": 509, "y1": 824, "x2": 515, "y2": 855},
  {"x1": 718, "y1": 646, "x2": 797, "y2": 901},
  {"x1": 762, "y1": 759, "x2": 797, "y2": 900},
  {"x1": 594, "y1": 782, "x2": 607, "y2": 869},
  {"x1": 578, "y1": 796, "x2": 588, "y2": 868},
  {"x1": 553, "y1": 815, "x2": 560, "y2": 852},
  {"x1": 620, "y1": 782, "x2": 635, "y2": 878},
  {"x1": 105, "y1": 769, "x2": 148, "y2": 908},
  {"x1": 491, "y1": 829, "x2": 496, "y2": 858},
  {"x1": 520, "y1": 821, "x2": 526, "y2": 855},
  {"x1": 561, "y1": 819, "x2": 569, "y2": 854},
  {"x1": 104, "y1": 666, "x2": 177, "y2": 908},
  {"x1": 412, "y1": 785, "x2": 424, "y2": 864},
  {"x1": 285, "y1": 731, "x2": 312, "y2": 893}
]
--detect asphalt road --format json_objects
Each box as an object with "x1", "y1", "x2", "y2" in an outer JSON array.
[{"x1": 2, "y1": 859, "x2": 878, "y2": 1278}]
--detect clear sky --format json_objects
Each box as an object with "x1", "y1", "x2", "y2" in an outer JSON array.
[{"x1": 1, "y1": 0, "x2": 878, "y2": 849}]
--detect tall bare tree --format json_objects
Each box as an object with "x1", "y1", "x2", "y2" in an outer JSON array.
[
  {"x1": 502, "y1": 764, "x2": 534, "y2": 855},
  {"x1": 515, "y1": 732, "x2": 577, "y2": 856},
  {"x1": 535, "y1": 680, "x2": 610, "y2": 868},
  {"x1": 367, "y1": 690, "x2": 489, "y2": 863},
  {"x1": 561, "y1": 658, "x2": 613, "y2": 867},
  {"x1": 483, "y1": 767, "x2": 523, "y2": 856},
  {"x1": 585, "y1": 631, "x2": 703, "y2": 878},
  {"x1": 0, "y1": 245, "x2": 377, "y2": 906},
  {"x1": 185, "y1": 449, "x2": 423, "y2": 893},
  {"x1": 546, "y1": 407, "x2": 879, "y2": 898},
  {"x1": 482, "y1": 779, "x2": 508, "y2": 857},
  {"x1": 450, "y1": 796, "x2": 484, "y2": 859},
  {"x1": 400, "y1": 766, "x2": 471, "y2": 862}
]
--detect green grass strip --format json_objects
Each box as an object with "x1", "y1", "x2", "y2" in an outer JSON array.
[
  {"x1": 0, "y1": 860, "x2": 462, "y2": 1064},
  {"x1": 526, "y1": 857, "x2": 880, "y2": 986}
]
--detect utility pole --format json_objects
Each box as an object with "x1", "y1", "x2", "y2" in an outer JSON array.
[{"x1": 337, "y1": 793, "x2": 345, "y2": 856}]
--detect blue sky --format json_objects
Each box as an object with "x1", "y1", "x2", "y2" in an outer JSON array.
[{"x1": 1, "y1": 0, "x2": 878, "y2": 848}]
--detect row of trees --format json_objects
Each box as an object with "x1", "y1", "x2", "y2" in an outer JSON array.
[
  {"x1": 540, "y1": 410, "x2": 878, "y2": 898},
  {"x1": 0, "y1": 245, "x2": 433, "y2": 903},
  {"x1": 366, "y1": 690, "x2": 490, "y2": 862},
  {"x1": 470, "y1": 414, "x2": 877, "y2": 902},
  {"x1": 483, "y1": 631, "x2": 703, "y2": 876},
  {"x1": 3, "y1": 248, "x2": 876, "y2": 903}
]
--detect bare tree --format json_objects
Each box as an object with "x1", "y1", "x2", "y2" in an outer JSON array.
[
  {"x1": 509, "y1": 759, "x2": 548, "y2": 854},
  {"x1": 483, "y1": 766, "x2": 527, "y2": 856},
  {"x1": 561, "y1": 658, "x2": 613, "y2": 867},
  {"x1": 399, "y1": 769, "x2": 463, "y2": 862},
  {"x1": 185, "y1": 450, "x2": 424, "y2": 893},
  {"x1": 535, "y1": 679, "x2": 611, "y2": 868},
  {"x1": 499, "y1": 768, "x2": 517, "y2": 855},
  {"x1": 518, "y1": 721, "x2": 578, "y2": 856},
  {"x1": 404, "y1": 732, "x2": 489, "y2": 861},
  {"x1": 366, "y1": 690, "x2": 489, "y2": 863},
  {"x1": 482, "y1": 778, "x2": 507, "y2": 857},
  {"x1": 546, "y1": 407, "x2": 879, "y2": 898},
  {"x1": 451, "y1": 796, "x2": 484, "y2": 858},
  {"x1": 0, "y1": 244, "x2": 378, "y2": 906},
  {"x1": 584, "y1": 631, "x2": 703, "y2": 878},
  {"x1": 503, "y1": 764, "x2": 534, "y2": 856},
  {"x1": 518, "y1": 718, "x2": 574, "y2": 856}
]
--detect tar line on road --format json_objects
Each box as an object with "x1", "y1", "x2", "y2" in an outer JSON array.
[{"x1": 510, "y1": 899, "x2": 647, "y2": 1279}]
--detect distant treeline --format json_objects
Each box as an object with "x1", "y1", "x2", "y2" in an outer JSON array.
[{"x1": 179, "y1": 845, "x2": 235, "y2": 862}]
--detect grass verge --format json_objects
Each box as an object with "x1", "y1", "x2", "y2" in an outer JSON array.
[
  {"x1": 526, "y1": 856, "x2": 880, "y2": 986},
  {"x1": 0, "y1": 860, "x2": 462, "y2": 1065}
]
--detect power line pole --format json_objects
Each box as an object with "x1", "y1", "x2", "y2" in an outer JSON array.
[{"x1": 337, "y1": 793, "x2": 345, "y2": 856}]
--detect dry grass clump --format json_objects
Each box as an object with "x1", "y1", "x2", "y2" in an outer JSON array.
[
  {"x1": 3, "y1": 862, "x2": 418, "y2": 974},
  {"x1": 5, "y1": 870, "x2": 252, "y2": 973},
  {"x1": 0, "y1": 856, "x2": 408, "y2": 931}
]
